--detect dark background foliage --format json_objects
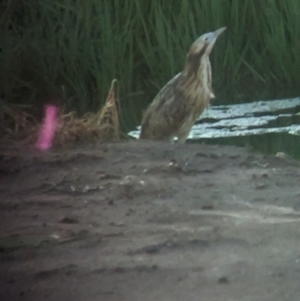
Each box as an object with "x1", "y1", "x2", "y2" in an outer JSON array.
[{"x1": 1, "y1": 0, "x2": 300, "y2": 131}]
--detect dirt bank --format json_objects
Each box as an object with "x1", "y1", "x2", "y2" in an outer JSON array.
[{"x1": 1, "y1": 140, "x2": 300, "y2": 301}]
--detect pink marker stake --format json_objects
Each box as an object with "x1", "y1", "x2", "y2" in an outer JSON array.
[{"x1": 36, "y1": 105, "x2": 58, "y2": 150}]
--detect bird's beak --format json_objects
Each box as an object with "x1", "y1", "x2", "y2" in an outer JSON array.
[
  {"x1": 204, "y1": 27, "x2": 226, "y2": 45},
  {"x1": 213, "y1": 27, "x2": 226, "y2": 38}
]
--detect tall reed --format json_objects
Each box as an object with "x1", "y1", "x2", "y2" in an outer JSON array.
[{"x1": 1, "y1": 0, "x2": 300, "y2": 131}]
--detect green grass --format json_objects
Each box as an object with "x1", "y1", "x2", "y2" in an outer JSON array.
[{"x1": 1, "y1": 0, "x2": 300, "y2": 131}]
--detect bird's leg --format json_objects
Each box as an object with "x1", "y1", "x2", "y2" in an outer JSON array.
[
  {"x1": 177, "y1": 134, "x2": 189, "y2": 144},
  {"x1": 177, "y1": 127, "x2": 192, "y2": 144}
]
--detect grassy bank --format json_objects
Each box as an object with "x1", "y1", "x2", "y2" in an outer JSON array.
[{"x1": 1, "y1": 0, "x2": 300, "y2": 131}]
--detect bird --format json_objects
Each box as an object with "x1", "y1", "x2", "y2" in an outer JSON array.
[{"x1": 139, "y1": 27, "x2": 226, "y2": 144}]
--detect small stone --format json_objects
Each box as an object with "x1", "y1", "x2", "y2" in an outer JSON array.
[
  {"x1": 275, "y1": 152, "x2": 286, "y2": 158},
  {"x1": 110, "y1": 222, "x2": 125, "y2": 227},
  {"x1": 115, "y1": 222, "x2": 125, "y2": 227},
  {"x1": 218, "y1": 276, "x2": 229, "y2": 284},
  {"x1": 255, "y1": 183, "x2": 266, "y2": 190},
  {"x1": 60, "y1": 216, "x2": 79, "y2": 224},
  {"x1": 202, "y1": 204, "x2": 214, "y2": 210}
]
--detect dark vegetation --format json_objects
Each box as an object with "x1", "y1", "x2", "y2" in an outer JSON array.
[{"x1": 1, "y1": 0, "x2": 300, "y2": 132}]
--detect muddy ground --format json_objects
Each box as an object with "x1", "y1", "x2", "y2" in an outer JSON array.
[{"x1": 0, "y1": 140, "x2": 300, "y2": 301}]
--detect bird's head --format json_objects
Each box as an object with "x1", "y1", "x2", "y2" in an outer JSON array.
[
  {"x1": 190, "y1": 27, "x2": 226, "y2": 55},
  {"x1": 185, "y1": 27, "x2": 226, "y2": 72}
]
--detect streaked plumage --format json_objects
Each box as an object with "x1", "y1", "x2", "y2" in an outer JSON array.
[{"x1": 139, "y1": 27, "x2": 226, "y2": 143}]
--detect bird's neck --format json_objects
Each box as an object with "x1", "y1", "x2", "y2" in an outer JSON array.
[{"x1": 182, "y1": 55, "x2": 215, "y2": 98}]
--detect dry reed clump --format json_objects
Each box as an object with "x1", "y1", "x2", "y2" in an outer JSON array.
[
  {"x1": 0, "y1": 79, "x2": 121, "y2": 148},
  {"x1": 0, "y1": 101, "x2": 38, "y2": 138},
  {"x1": 54, "y1": 79, "x2": 120, "y2": 146}
]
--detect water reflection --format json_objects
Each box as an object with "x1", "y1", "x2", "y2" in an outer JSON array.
[{"x1": 128, "y1": 97, "x2": 300, "y2": 160}]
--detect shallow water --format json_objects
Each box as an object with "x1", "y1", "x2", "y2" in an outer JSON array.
[{"x1": 128, "y1": 97, "x2": 300, "y2": 160}]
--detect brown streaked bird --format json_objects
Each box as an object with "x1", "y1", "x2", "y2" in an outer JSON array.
[{"x1": 139, "y1": 27, "x2": 226, "y2": 144}]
